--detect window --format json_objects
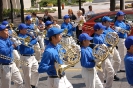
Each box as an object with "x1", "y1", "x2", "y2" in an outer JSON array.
[
  {"x1": 94, "y1": 17, "x2": 102, "y2": 22},
  {"x1": 125, "y1": 14, "x2": 133, "y2": 21}
]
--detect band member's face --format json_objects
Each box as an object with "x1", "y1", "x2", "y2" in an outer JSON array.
[
  {"x1": 84, "y1": 40, "x2": 90, "y2": 46},
  {"x1": 105, "y1": 21, "x2": 111, "y2": 27},
  {"x1": 20, "y1": 29, "x2": 27, "y2": 34},
  {"x1": 118, "y1": 15, "x2": 124, "y2": 21},
  {"x1": 52, "y1": 34, "x2": 62, "y2": 43},
  {"x1": 65, "y1": 18, "x2": 70, "y2": 23},
  {"x1": 26, "y1": 20, "x2": 32, "y2": 24},
  {"x1": 39, "y1": 20, "x2": 42, "y2": 23},
  {"x1": 96, "y1": 29, "x2": 103, "y2": 34},
  {"x1": 0, "y1": 28, "x2": 9, "y2": 39}
]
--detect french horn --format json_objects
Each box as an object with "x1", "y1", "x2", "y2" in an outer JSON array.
[
  {"x1": 55, "y1": 36, "x2": 81, "y2": 78},
  {"x1": 93, "y1": 44, "x2": 109, "y2": 72},
  {"x1": 93, "y1": 32, "x2": 119, "y2": 72}
]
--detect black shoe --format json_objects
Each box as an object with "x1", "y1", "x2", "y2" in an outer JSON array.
[
  {"x1": 114, "y1": 75, "x2": 120, "y2": 81},
  {"x1": 31, "y1": 85, "x2": 36, "y2": 88},
  {"x1": 117, "y1": 70, "x2": 125, "y2": 73},
  {"x1": 104, "y1": 80, "x2": 106, "y2": 83}
]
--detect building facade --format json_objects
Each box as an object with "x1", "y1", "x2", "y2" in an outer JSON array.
[{"x1": 3, "y1": 0, "x2": 31, "y2": 9}]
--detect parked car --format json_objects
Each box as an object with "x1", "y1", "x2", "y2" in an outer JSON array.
[{"x1": 82, "y1": 10, "x2": 133, "y2": 36}]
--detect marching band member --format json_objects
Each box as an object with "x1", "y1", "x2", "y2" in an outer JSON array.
[
  {"x1": 44, "y1": 21, "x2": 53, "y2": 46},
  {"x1": 115, "y1": 11, "x2": 131, "y2": 72},
  {"x1": 0, "y1": 24, "x2": 23, "y2": 88},
  {"x1": 79, "y1": 33, "x2": 103, "y2": 88},
  {"x1": 25, "y1": 15, "x2": 34, "y2": 31},
  {"x1": 61, "y1": 15, "x2": 77, "y2": 45},
  {"x1": 76, "y1": 10, "x2": 86, "y2": 44},
  {"x1": 2, "y1": 21, "x2": 21, "y2": 68},
  {"x1": 124, "y1": 36, "x2": 133, "y2": 88},
  {"x1": 102, "y1": 16, "x2": 121, "y2": 81},
  {"x1": 16, "y1": 23, "x2": 39, "y2": 88},
  {"x1": 38, "y1": 27, "x2": 73, "y2": 88},
  {"x1": 93, "y1": 23, "x2": 114, "y2": 88}
]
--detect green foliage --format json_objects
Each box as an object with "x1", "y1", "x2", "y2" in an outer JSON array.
[
  {"x1": 86, "y1": 0, "x2": 93, "y2": 2},
  {"x1": 39, "y1": 0, "x2": 57, "y2": 7}
]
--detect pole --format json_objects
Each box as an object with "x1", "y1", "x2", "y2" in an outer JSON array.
[
  {"x1": 58, "y1": 0, "x2": 62, "y2": 19},
  {"x1": 10, "y1": 0, "x2": 13, "y2": 23},
  {"x1": 79, "y1": 0, "x2": 81, "y2": 10},
  {"x1": 110, "y1": 0, "x2": 115, "y2": 11},
  {"x1": 120, "y1": 0, "x2": 125, "y2": 10},
  {"x1": 20, "y1": 0, "x2": 24, "y2": 23}
]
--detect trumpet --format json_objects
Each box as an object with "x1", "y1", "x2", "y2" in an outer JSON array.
[{"x1": 115, "y1": 27, "x2": 130, "y2": 34}]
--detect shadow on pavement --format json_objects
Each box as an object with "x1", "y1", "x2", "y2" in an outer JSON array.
[
  {"x1": 72, "y1": 74, "x2": 82, "y2": 78},
  {"x1": 73, "y1": 83, "x2": 86, "y2": 88}
]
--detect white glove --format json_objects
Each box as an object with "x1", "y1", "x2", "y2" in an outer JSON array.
[
  {"x1": 114, "y1": 27, "x2": 121, "y2": 32},
  {"x1": 11, "y1": 37, "x2": 17, "y2": 42},
  {"x1": 36, "y1": 36, "x2": 41, "y2": 41},
  {"x1": 14, "y1": 40, "x2": 22, "y2": 47},
  {"x1": 28, "y1": 32, "x2": 34, "y2": 37}
]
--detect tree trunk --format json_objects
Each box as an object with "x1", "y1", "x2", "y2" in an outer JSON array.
[
  {"x1": 10, "y1": 0, "x2": 13, "y2": 23},
  {"x1": 0, "y1": 0, "x2": 3, "y2": 22},
  {"x1": 58, "y1": 0, "x2": 62, "y2": 19},
  {"x1": 20, "y1": 0, "x2": 24, "y2": 23},
  {"x1": 120, "y1": 0, "x2": 125, "y2": 10},
  {"x1": 110, "y1": 0, "x2": 115, "y2": 11}
]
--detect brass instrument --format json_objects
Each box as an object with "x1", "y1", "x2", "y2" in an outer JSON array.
[
  {"x1": 93, "y1": 32, "x2": 119, "y2": 72},
  {"x1": 9, "y1": 23, "x2": 31, "y2": 46},
  {"x1": 55, "y1": 29, "x2": 80, "y2": 78},
  {"x1": 55, "y1": 39, "x2": 81, "y2": 78},
  {"x1": 115, "y1": 26, "x2": 130, "y2": 34},
  {"x1": 93, "y1": 44, "x2": 109, "y2": 72},
  {"x1": 105, "y1": 32, "x2": 119, "y2": 54}
]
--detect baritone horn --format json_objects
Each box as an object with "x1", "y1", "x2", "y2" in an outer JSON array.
[{"x1": 93, "y1": 44, "x2": 109, "y2": 72}]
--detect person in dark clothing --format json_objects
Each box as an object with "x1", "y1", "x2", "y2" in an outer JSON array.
[
  {"x1": 43, "y1": 10, "x2": 53, "y2": 23},
  {"x1": 68, "y1": 9, "x2": 77, "y2": 21}
]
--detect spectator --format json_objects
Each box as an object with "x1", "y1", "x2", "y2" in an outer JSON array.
[
  {"x1": 53, "y1": 19, "x2": 60, "y2": 29},
  {"x1": 38, "y1": 17, "x2": 45, "y2": 31},
  {"x1": 85, "y1": 5, "x2": 95, "y2": 21},
  {"x1": 68, "y1": 9, "x2": 77, "y2": 21},
  {"x1": 132, "y1": 3, "x2": 133, "y2": 10},
  {"x1": 80, "y1": 8, "x2": 85, "y2": 16},
  {"x1": 31, "y1": 12, "x2": 39, "y2": 25},
  {"x1": 43, "y1": 10, "x2": 53, "y2": 23}
]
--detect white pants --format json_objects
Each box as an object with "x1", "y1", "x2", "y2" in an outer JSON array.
[
  {"x1": 13, "y1": 50, "x2": 20, "y2": 67},
  {"x1": 117, "y1": 38, "x2": 126, "y2": 70},
  {"x1": 20, "y1": 55, "x2": 39, "y2": 88},
  {"x1": 0, "y1": 62, "x2": 23, "y2": 88},
  {"x1": 130, "y1": 85, "x2": 133, "y2": 88},
  {"x1": 82, "y1": 67, "x2": 103, "y2": 88},
  {"x1": 34, "y1": 42, "x2": 42, "y2": 62},
  {"x1": 98, "y1": 58, "x2": 114, "y2": 88},
  {"x1": 47, "y1": 75, "x2": 73, "y2": 88},
  {"x1": 109, "y1": 47, "x2": 121, "y2": 74}
]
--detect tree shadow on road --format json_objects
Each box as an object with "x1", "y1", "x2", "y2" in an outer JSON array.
[
  {"x1": 73, "y1": 83, "x2": 86, "y2": 88},
  {"x1": 39, "y1": 76, "x2": 48, "y2": 81},
  {"x1": 72, "y1": 74, "x2": 82, "y2": 78}
]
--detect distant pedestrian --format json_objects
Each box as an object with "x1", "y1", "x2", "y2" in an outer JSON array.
[
  {"x1": 43, "y1": 10, "x2": 54, "y2": 23},
  {"x1": 68, "y1": 9, "x2": 77, "y2": 21},
  {"x1": 85, "y1": 5, "x2": 95, "y2": 21}
]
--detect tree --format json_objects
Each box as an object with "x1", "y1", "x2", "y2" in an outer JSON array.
[
  {"x1": 120, "y1": 0, "x2": 125, "y2": 10},
  {"x1": 20, "y1": 0, "x2": 25, "y2": 23},
  {"x1": 10, "y1": 0, "x2": 13, "y2": 23},
  {"x1": 57, "y1": 0, "x2": 62, "y2": 19},
  {"x1": 0, "y1": 0, "x2": 3, "y2": 22},
  {"x1": 110, "y1": 0, "x2": 115, "y2": 11}
]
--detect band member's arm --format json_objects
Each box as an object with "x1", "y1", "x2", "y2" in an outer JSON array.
[
  {"x1": 80, "y1": 50, "x2": 95, "y2": 68},
  {"x1": 29, "y1": 37, "x2": 37, "y2": 46},
  {"x1": 0, "y1": 43, "x2": 13, "y2": 55},
  {"x1": 38, "y1": 51, "x2": 55, "y2": 73}
]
